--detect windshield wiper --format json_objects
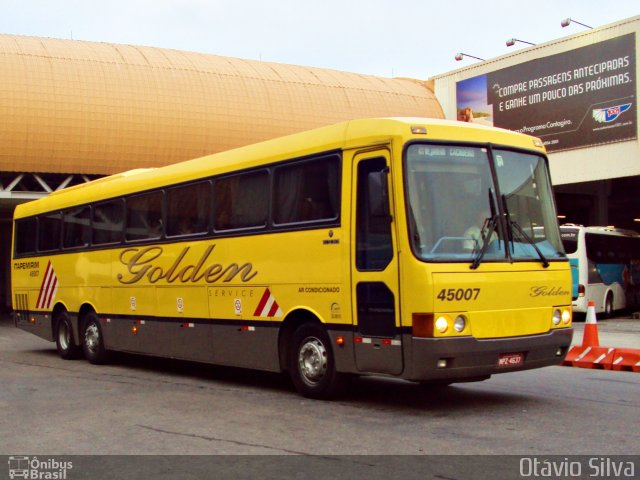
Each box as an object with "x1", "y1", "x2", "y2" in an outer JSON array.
[
  {"x1": 470, "y1": 188, "x2": 500, "y2": 270},
  {"x1": 470, "y1": 213, "x2": 499, "y2": 270},
  {"x1": 501, "y1": 194, "x2": 549, "y2": 268}
]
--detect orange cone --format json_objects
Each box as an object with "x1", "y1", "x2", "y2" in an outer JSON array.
[
  {"x1": 561, "y1": 299, "x2": 613, "y2": 369},
  {"x1": 582, "y1": 300, "x2": 600, "y2": 347}
]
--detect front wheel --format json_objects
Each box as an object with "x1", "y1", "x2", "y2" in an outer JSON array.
[
  {"x1": 55, "y1": 311, "x2": 82, "y2": 360},
  {"x1": 289, "y1": 324, "x2": 346, "y2": 399},
  {"x1": 81, "y1": 312, "x2": 109, "y2": 364}
]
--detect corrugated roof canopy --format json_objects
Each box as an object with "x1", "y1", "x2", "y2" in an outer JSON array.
[{"x1": 0, "y1": 34, "x2": 443, "y2": 175}]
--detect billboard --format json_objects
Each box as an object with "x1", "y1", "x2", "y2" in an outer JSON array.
[{"x1": 456, "y1": 33, "x2": 636, "y2": 152}]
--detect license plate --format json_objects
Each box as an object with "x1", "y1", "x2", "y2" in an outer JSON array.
[{"x1": 498, "y1": 353, "x2": 524, "y2": 367}]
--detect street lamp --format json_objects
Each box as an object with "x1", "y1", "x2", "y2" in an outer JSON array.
[
  {"x1": 506, "y1": 38, "x2": 536, "y2": 47},
  {"x1": 561, "y1": 18, "x2": 593, "y2": 29},
  {"x1": 455, "y1": 52, "x2": 485, "y2": 62}
]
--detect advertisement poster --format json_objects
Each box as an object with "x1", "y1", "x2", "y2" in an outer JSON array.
[{"x1": 456, "y1": 33, "x2": 636, "y2": 152}]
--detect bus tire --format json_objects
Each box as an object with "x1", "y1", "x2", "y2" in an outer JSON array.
[
  {"x1": 289, "y1": 323, "x2": 346, "y2": 399},
  {"x1": 81, "y1": 312, "x2": 109, "y2": 364},
  {"x1": 604, "y1": 293, "x2": 614, "y2": 318},
  {"x1": 54, "y1": 311, "x2": 82, "y2": 360}
]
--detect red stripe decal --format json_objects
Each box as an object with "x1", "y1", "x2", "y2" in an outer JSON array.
[
  {"x1": 36, "y1": 261, "x2": 52, "y2": 309},
  {"x1": 44, "y1": 275, "x2": 58, "y2": 309},
  {"x1": 253, "y1": 288, "x2": 271, "y2": 316},
  {"x1": 267, "y1": 301, "x2": 280, "y2": 317}
]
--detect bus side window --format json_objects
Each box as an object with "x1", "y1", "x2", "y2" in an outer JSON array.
[
  {"x1": 273, "y1": 155, "x2": 340, "y2": 224},
  {"x1": 15, "y1": 218, "x2": 38, "y2": 255},
  {"x1": 14, "y1": 218, "x2": 37, "y2": 256},
  {"x1": 38, "y1": 212, "x2": 62, "y2": 252},
  {"x1": 125, "y1": 191, "x2": 163, "y2": 241},
  {"x1": 166, "y1": 181, "x2": 211, "y2": 236},
  {"x1": 215, "y1": 171, "x2": 268, "y2": 231},
  {"x1": 92, "y1": 200, "x2": 124, "y2": 245},
  {"x1": 63, "y1": 206, "x2": 91, "y2": 248}
]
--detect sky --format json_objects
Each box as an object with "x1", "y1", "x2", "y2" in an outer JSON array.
[{"x1": 1, "y1": 0, "x2": 638, "y2": 79}]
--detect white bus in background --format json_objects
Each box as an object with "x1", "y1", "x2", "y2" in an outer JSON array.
[{"x1": 560, "y1": 225, "x2": 640, "y2": 316}]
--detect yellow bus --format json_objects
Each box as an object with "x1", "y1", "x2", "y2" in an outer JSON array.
[{"x1": 11, "y1": 117, "x2": 573, "y2": 398}]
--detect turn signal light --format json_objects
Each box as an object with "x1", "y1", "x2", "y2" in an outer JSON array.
[{"x1": 412, "y1": 313, "x2": 434, "y2": 338}]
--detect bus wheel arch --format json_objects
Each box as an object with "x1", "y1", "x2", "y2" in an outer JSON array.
[
  {"x1": 278, "y1": 309, "x2": 321, "y2": 372},
  {"x1": 281, "y1": 311, "x2": 347, "y2": 399},
  {"x1": 603, "y1": 291, "x2": 614, "y2": 318},
  {"x1": 52, "y1": 304, "x2": 82, "y2": 360}
]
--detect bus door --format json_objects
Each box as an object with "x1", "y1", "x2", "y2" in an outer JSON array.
[{"x1": 351, "y1": 150, "x2": 403, "y2": 375}]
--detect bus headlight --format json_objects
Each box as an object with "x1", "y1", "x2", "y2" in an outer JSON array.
[
  {"x1": 435, "y1": 316, "x2": 449, "y2": 334},
  {"x1": 454, "y1": 315, "x2": 466, "y2": 332},
  {"x1": 552, "y1": 309, "x2": 562, "y2": 325},
  {"x1": 562, "y1": 308, "x2": 572, "y2": 325}
]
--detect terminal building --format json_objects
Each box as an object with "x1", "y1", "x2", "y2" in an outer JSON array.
[
  {"x1": 431, "y1": 15, "x2": 639, "y2": 231},
  {"x1": 0, "y1": 15, "x2": 638, "y2": 311}
]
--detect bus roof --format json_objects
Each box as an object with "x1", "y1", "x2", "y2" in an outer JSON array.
[{"x1": 15, "y1": 117, "x2": 546, "y2": 218}]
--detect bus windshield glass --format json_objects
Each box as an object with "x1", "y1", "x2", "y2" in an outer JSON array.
[
  {"x1": 560, "y1": 227, "x2": 579, "y2": 254},
  {"x1": 405, "y1": 144, "x2": 565, "y2": 263}
]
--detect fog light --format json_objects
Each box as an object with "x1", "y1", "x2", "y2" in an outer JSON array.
[
  {"x1": 562, "y1": 309, "x2": 571, "y2": 324},
  {"x1": 552, "y1": 309, "x2": 561, "y2": 325},
  {"x1": 556, "y1": 348, "x2": 564, "y2": 356},
  {"x1": 437, "y1": 359, "x2": 448, "y2": 368},
  {"x1": 435, "y1": 316, "x2": 449, "y2": 334},
  {"x1": 454, "y1": 315, "x2": 466, "y2": 332}
]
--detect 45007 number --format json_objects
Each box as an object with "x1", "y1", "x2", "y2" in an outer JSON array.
[{"x1": 437, "y1": 288, "x2": 480, "y2": 302}]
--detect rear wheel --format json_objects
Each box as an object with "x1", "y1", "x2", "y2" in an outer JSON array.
[
  {"x1": 81, "y1": 312, "x2": 109, "y2": 364},
  {"x1": 289, "y1": 324, "x2": 346, "y2": 399},
  {"x1": 55, "y1": 311, "x2": 82, "y2": 360}
]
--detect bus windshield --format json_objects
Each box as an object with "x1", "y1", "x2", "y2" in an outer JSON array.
[
  {"x1": 560, "y1": 227, "x2": 579, "y2": 254},
  {"x1": 405, "y1": 143, "x2": 565, "y2": 263}
]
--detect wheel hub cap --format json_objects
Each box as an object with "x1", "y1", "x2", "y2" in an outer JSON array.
[
  {"x1": 298, "y1": 337, "x2": 327, "y2": 385},
  {"x1": 85, "y1": 324, "x2": 100, "y2": 353}
]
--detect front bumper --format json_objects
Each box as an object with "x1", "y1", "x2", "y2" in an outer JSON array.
[{"x1": 405, "y1": 328, "x2": 573, "y2": 382}]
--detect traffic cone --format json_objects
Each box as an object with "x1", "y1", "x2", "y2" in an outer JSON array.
[
  {"x1": 582, "y1": 300, "x2": 600, "y2": 347},
  {"x1": 562, "y1": 300, "x2": 614, "y2": 369}
]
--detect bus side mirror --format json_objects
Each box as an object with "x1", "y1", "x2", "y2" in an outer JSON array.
[{"x1": 368, "y1": 170, "x2": 390, "y2": 218}]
